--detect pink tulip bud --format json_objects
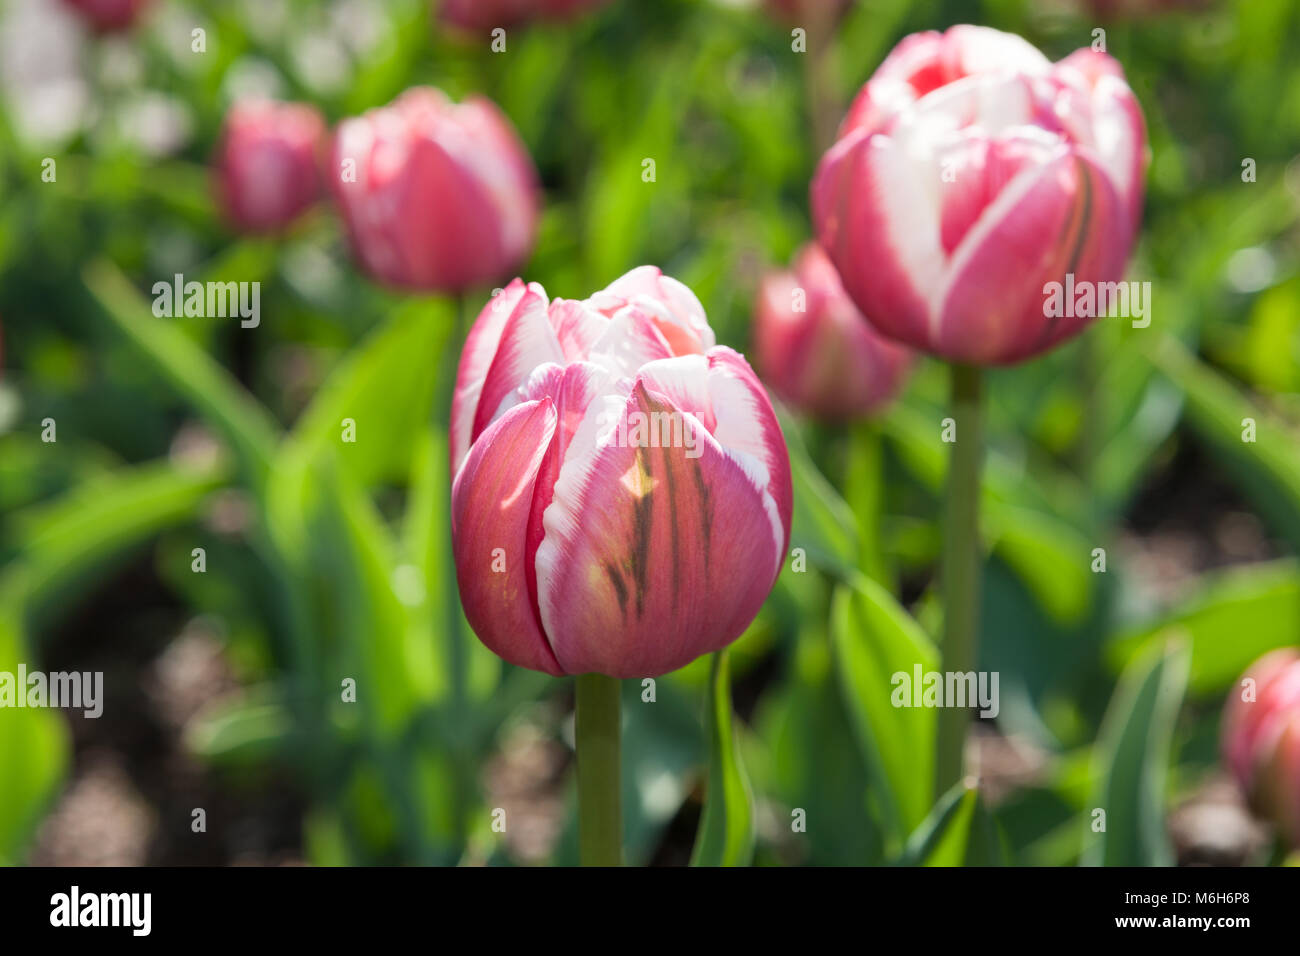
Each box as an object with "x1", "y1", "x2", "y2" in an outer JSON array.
[
  {"x1": 1223, "y1": 649, "x2": 1300, "y2": 846},
  {"x1": 812, "y1": 25, "x2": 1148, "y2": 365},
  {"x1": 60, "y1": 0, "x2": 149, "y2": 32},
  {"x1": 329, "y1": 87, "x2": 540, "y2": 294},
  {"x1": 450, "y1": 269, "x2": 793, "y2": 678},
  {"x1": 755, "y1": 243, "x2": 912, "y2": 420},
  {"x1": 213, "y1": 100, "x2": 326, "y2": 236},
  {"x1": 439, "y1": 0, "x2": 611, "y2": 31}
]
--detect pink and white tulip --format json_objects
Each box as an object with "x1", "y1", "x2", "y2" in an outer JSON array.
[
  {"x1": 812, "y1": 25, "x2": 1147, "y2": 365},
  {"x1": 755, "y1": 243, "x2": 912, "y2": 420},
  {"x1": 451, "y1": 268, "x2": 793, "y2": 678},
  {"x1": 214, "y1": 100, "x2": 326, "y2": 235},
  {"x1": 1223, "y1": 649, "x2": 1300, "y2": 846},
  {"x1": 439, "y1": 0, "x2": 612, "y2": 31},
  {"x1": 330, "y1": 87, "x2": 540, "y2": 293},
  {"x1": 60, "y1": 0, "x2": 149, "y2": 32}
]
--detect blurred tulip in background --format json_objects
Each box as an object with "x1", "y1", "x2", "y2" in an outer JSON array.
[
  {"x1": 330, "y1": 87, "x2": 540, "y2": 293},
  {"x1": 213, "y1": 99, "x2": 326, "y2": 236},
  {"x1": 754, "y1": 242, "x2": 911, "y2": 420},
  {"x1": 59, "y1": 0, "x2": 148, "y2": 33},
  {"x1": 439, "y1": 0, "x2": 612, "y2": 31},
  {"x1": 1224, "y1": 650, "x2": 1300, "y2": 847}
]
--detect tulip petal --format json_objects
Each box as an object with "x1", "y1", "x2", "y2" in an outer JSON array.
[
  {"x1": 588, "y1": 266, "x2": 716, "y2": 354},
  {"x1": 705, "y1": 347, "x2": 793, "y2": 557},
  {"x1": 934, "y1": 148, "x2": 1127, "y2": 364},
  {"x1": 1053, "y1": 50, "x2": 1147, "y2": 234},
  {"x1": 812, "y1": 130, "x2": 945, "y2": 354},
  {"x1": 452, "y1": 398, "x2": 564, "y2": 676},
  {"x1": 534, "y1": 381, "x2": 783, "y2": 677},
  {"x1": 452, "y1": 279, "x2": 545, "y2": 474},
  {"x1": 547, "y1": 298, "x2": 609, "y2": 362},
  {"x1": 585, "y1": 306, "x2": 675, "y2": 376},
  {"x1": 472, "y1": 285, "x2": 566, "y2": 443}
]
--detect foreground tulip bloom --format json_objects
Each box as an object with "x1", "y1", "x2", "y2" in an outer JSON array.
[
  {"x1": 439, "y1": 0, "x2": 611, "y2": 31},
  {"x1": 755, "y1": 243, "x2": 911, "y2": 420},
  {"x1": 60, "y1": 0, "x2": 149, "y2": 32},
  {"x1": 330, "y1": 87, "x2": 540, "y2": 293},
  {"x1": 450, "y1": 268, "x2": 793, "y2": 679},
  {"x1": 1223, "y1": 650, "x2": 1300, "y2": 846},
  {"x1": 213, "y1": 100, "x2": 325, "y2": 235},
  {"x1": 812, "y1": 25, "x2": 1147, "y2": 365}
]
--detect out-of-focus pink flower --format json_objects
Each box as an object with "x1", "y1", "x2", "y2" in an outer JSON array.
[
  {"x1": 1223, "y1": 649, "x2": 1300, "y2": 846},
  {"x1": 213, "y1": 100, "x2": 325, "y2": 236},
  {"x1": 439, "y1": 0, "x2": 612, "y2": 31},
  {"x1": 755, "y1": 243, "x2": 911, "y2": 420},
  {"x1": 1080, "y1": 0, "x2": 1208, "y2": 19},
  {"x1": 812, "y1": 25, "x2": 1147, "y2": 365},
  {"x1": 60, "y1": 0, "x2": 149, "y2": 32},
  {"x1": 762, "y1": 0, "x2": 852, "y2": 25},
  {"x1": 450, "y1": 268, "x2": 793, "y2": 678},
  {"x1": 330, "y1": 87, "x2": 540, "y2": 293}
]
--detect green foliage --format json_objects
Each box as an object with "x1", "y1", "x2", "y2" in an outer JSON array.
[{"x1": 2, "y1": 0, "x2": 1299, "y2": 867}]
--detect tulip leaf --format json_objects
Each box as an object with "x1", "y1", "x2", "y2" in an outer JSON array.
[
  {"x1": 894, "y1": 781, "x2": 1006, "y2": 867},
  {"x1": 782, "y1": 413, "x2": 859, "y2": 576},
  {"x1": 0, "y1": 584, "x2": 69, "y2": 864},
  {"x1": 1147, "y1": 334, "x2": 1300, "y2": 551},
  {"x1": 1107, "y1": 559, "x2": 1300, "y2": 696},
  {"x1": 830, "y1": 573, "x2": 938, "y2": 847},
  {"x1": 690, "y1": 649, "x2": 755, "y2": 867},
  {"x1": 1083, "y1": 640, "x2": 1190, "y2": 867},
  {"x1": 285, "y1": 297, "x2": 454, "y2": 487},
  {"x1": 755, "y1": 636, "x2": 885, "y2": 865},
  {"x1": 82, "y1": 259, "x2": 280, "y2": 486},
  {"x1": 7, "y1": 459, "x2": 227, "y2": 630},
  {"x1": 307, "y1": 461, "x2": 440, "y2": 735},
  {"x1": 186, "y1": 688, "x2": 293, "y2": 767}
]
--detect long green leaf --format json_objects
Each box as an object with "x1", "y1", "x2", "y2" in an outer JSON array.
[
  {"x1": 0, "y1": 585, "x2": 69, "y2": 863},
  {"x1": 8, "y1": 459, "x2": 226, "y2": 625},
  {"x1": 690, "y1": 649, "x2": 754, "y2": 867},
  {"x1": 895, "y1": 781, "x2": 1006, "y2": 867},
  {"x1": 1084, "y1": 640, "x2": 1190, "y2": 867},
  {"x1": 286, "y1": 297, "x2": 453, "y2": 487},
  {"x1": 830, "y1": 573, "x2": 938, "y2": 846},
  {"x1": 82, "y1": 259, "x2": 280, "y2": 485},
  {"x1": 1108, "y1": 559, "x2": 1300, "y2": 696},
  {"x1": 1148, "y1": 334, "x2": 1300, "y2": 550},
  {"x1": 783, "y1": 413, "x2": 859, "y2": 577}
]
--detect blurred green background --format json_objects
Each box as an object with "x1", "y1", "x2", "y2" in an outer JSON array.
[{"x1": 1, "y1": 0, "x2": 1299, "y2": 866}]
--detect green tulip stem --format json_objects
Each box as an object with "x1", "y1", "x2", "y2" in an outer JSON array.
[
  {"x1": 576, "y1": 673, "x2": 623, "y2": 866},
  {"x1": 935, "y1": 363, "x2": 984, "y2": 801}
]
